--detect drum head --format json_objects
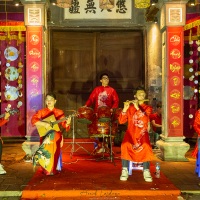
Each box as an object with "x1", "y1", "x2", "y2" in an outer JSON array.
[
  {"x1": 77, "y1": 106, "x2": 94, "y2": 124},
  {"x1": 77, "y1": 118, "x2": 92, "y2": 124},
  {"x1": 98, "y1": 117, "x2": 111, "y2": 122}
]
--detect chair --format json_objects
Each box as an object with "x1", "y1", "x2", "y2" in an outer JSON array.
[
  {"x1": 195, "y1": 138, "x2": 200, "y2": 177},
  {"x1": 128, "y1": 161, "x2": 143, "y2": 175}
]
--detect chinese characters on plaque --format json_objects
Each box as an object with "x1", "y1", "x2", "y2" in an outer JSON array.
[{"x1": 64, "y1": 0, "x2": 131, "y2": 19}]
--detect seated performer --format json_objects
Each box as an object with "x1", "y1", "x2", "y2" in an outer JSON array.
[
  {"x1": 85, "y1": 73, "x2": 119, "y2": 154},
  {"x1": 31, "y1": 93, "x2": 71, "y2": 175},
  {"x1": 150, "y1": 101, "x2": 162, "y2": 149},
  {"x1": 118, "y1": 87, "x2": 154, "y2": 182},
  {"x1": 192, "y1": 109, "x2": 200, "y2": 158},
  {"x1": 0, "y1": 112, "x2": 10, "y2": 175}
]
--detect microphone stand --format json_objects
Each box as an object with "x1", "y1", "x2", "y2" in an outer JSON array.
[
  {"x1": 64, "y1": 110, "x2": 90, "y2": 158},
  {"x1": 109, "y1": 120, "x2": 115, "y2": 165}
]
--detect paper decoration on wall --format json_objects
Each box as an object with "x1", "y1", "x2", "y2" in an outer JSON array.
[
  {"x1": 4, "y1": 85, "x2": 19, "y2": 101},
  {"x1": 184, "y1": 86, "x2": 194, "y2": 100},
  {"x1": 4, "y1": 46, "x2": 19, "y2": 61},
  {"x1": 184, "y1": 64, "x2": 193, "y2": 79},
  {"x1": 17, "y1": 101, "x2": 22, "y2": 108},
  {"x1": 5, "y1": 66, "x2": 19, "y2": 81}
]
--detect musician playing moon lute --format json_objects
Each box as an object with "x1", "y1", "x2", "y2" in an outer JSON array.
[{"x1": 31, "y1": 93, "x2": 71, "y2": 175}]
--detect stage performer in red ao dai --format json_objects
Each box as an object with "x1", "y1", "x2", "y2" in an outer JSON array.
[
  {"x1": 118, "y1": 87, "x2": 154, "y2": 182},
  {"x1": 85, "y1": 73, "x2": 119, "y2": 112},
  {"x1": 85, "y1": 73, "x2": 119, "y2": 153},
  {"x1": 31, "y1": 93, "x2": 71, "y2": 175},
  {"x1": 192, "y1": 109, "x2": 200, "y2": 158},
  {"x1": 0, "y1": 112, "x2": 10, "y2": 175}
]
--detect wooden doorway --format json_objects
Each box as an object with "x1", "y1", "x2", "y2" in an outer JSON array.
[{"x1": 50, "y1": 30, "x2": 144, "y2": 138}]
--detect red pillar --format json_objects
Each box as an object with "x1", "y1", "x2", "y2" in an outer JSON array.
[
  {"x1": 22, "y1": 26, "x2": 43, "y2": 158},
  {"x1": 26, "y1": 26, "x2": 43, "y2": 140},
  {"x1": 167, "y1": 27, "x2": 184, "y2": 137},
  {"x1": 157, "y1": 2, "x2": 190, "y2": 161}
]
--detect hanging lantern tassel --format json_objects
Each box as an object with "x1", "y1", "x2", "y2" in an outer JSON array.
[
  {"x1": 6, "y1": 30, "x2": 11, "y2": 43},
  {"x1": 17, "y1": 31, "x2": 22, "y2": 45},
  {"x1": 135, "y1": 0, "x2": 150, "y2": 9},
  {"x1": 189, "y1": 29, "x2": 192, "y2": 43}
]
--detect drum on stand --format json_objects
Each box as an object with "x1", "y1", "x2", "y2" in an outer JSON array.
[
  {"x1": 87, "y1": 117, "x2": 97, "y2": 135},
  {"x1": 88, "y1": 117, "x2": 118, "y2": 136},
  {"x1": 89, "y1": 108, "x2": 119, "y2": 159},
  {"x1": 97, "y1": 122, "x2": 110, "y2": 135},
  {"x1": 88, "y1": 118, "x2": 110, "y2": 135},
  {"x1": 97, "y1": 106, "x2": 111, "y2": 122},
  {"x1": 77, "y1": 106, "x2": 94, "y2": 124}
]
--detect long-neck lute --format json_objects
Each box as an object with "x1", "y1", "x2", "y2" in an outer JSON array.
[
  {"x1": 36, "y1": 112, "x2": 77, "y2": 137},
  {"x1": 50, "y1": 112, "x2": 77, "y2": 127}
]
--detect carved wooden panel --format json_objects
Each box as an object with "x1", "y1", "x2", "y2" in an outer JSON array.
[{"x1": 50, "y1": 31, "x2": 144, "y2": 138}]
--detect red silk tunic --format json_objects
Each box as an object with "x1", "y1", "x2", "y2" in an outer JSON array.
[
  {"x1": 118, "y1": 104, "x2": 154, "y2": 162},
  {"x1": 149, "y1": 112, "x2": 162, "y2": 132},
  {"x1": 31, "y1": 107, "x2": 70, "y2": 134},
  {"x1": 85, "y1": 86, "x2": 119, "y2": 112},
  {"x1": 192, "y1": 109, "x2": 200, "y2": 158}
]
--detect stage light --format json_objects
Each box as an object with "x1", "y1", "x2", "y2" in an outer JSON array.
[
  {"x1": 50, "y1": 0, "x2": 57, "y2": 6},
  {"x1": 13, "y1": 0, "x2": 20, "y2": 6},
  {"x1": 151, "y1": 0, "x2": 158, "y2": 6}
]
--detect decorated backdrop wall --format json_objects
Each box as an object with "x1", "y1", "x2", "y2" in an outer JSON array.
[{"x1": 0, "y1": 22, "x2": 26, "y2": 137}]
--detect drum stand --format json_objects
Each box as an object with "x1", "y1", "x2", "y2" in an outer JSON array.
[
  {"x1": 96, "y1": 120, "x2": 116, "y2": 166},
  {"x1": 64, "y1": 114, "x2": 90, "y2": 158}
]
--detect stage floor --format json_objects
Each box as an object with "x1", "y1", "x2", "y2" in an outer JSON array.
[{"x1": 21, "y1": 139, "x2": 181, "y2": 200}]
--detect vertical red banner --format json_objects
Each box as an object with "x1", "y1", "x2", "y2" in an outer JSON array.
[
  {"x1": 167, "y1": 27, "x2": 184, "y2": 137},
  {"x1": 26, "y1": 26, "x2": 43, "y2": 139}
]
